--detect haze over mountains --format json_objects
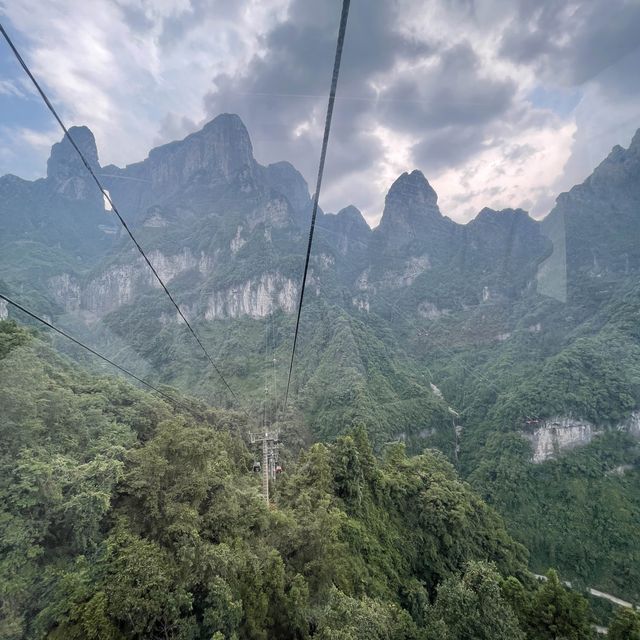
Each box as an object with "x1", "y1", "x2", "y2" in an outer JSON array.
[
  {"x1": 2, "y1": 113, "x2": 640, "y2": 603},
  {"x1": 1, "y1": 111, "x2": 607, "y2": 322}
]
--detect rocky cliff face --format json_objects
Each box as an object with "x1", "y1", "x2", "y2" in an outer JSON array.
[
  {"x1": 543, "y1": 128, "x2": 640, "y2": 279},
  {"x1": 5, "y1": 115, "x2": 640, "y2": 337},
  {"x1": 47, "y1": 246, "x2": 299, "y2": 321},
  {"x1": 82, "y1": 264, "x2": 141, "y2": 315},
  {"x1": 46, "y1": 126, "x2": 102, "y2": 202},
  {"x1": 48, "y1": 274, "x2": 82, "y2": 312},
  {"x1": 145, "y1": 114, "x2": 254, "y2": 188},
  {"x1": 463, "y1": 208, "x2": 548, "y2": 270},
  {"x1": 0, "y1": 124, "x2": 117, "y2": 266},
  {"x1": 49, "y1": 246, "x2": 214, "y2": 316},
  {"x1": 204, "y1": 273, "x2": 297, "y2": 319},
  {"x1": 523, "y1": 411, "x2": 640, "y2": 463},
  {"x1": 102, "y1": 114, "x2": 259, "y2": 219},
  {"x1": 524, "y1": 417, "x2": 599, "y2": 463},
  {"x1": 375, "y1": 170, "x2": 452, "y2": 254},
  {"x1": 262, "y1": 161, "x2": 311, "y2": 215},
  {"x1": 5, "y1": 113, "x2": 560, "y2": 325},
  {"x1": 320, "y1": 206, "x2": 370, "y2": 256}
]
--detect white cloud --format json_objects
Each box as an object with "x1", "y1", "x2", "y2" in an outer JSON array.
[
  {"x1": 0, "y1": 78, "x2": 25, "y2": 97},
  {"x1": 0, "y1": 0, "x2": 638, "y2": 226},
  {"x1": 1, "y1": 0, "x2": 286, "y2": 171},
  {"x1": 16, "y1": 126, "x2": 61, "y2": 150},
  {"x1": 432, "y1": 119, "x2": 577, "y2": 222}
]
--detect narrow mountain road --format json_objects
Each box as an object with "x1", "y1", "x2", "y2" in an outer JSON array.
[
  {"x1": 587, "y1": 587, "x2": 635, "y2": 609},
  {"x1": 533, "y1": 574, "x2": 636, "y2": 609},
  {"x1": 534, "y1": 573, "x2": 638, "y2": 635}
]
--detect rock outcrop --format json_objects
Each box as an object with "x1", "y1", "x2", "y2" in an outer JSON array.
[
  {"x1": 375, "y1": 170, "x2": 448, "y2": 252},
  {"x1": 524, "y1": 417, "x2": 598, "y2": 463},
  {"x1": 523, "y1": 411, "x2": 640, "y2": 463},
  {"x1": 46, "y1": 126, "x2": 104, "y2": 204},
  {"x1": 262, "y1": 161, "x2": 310, "y2": 215},
  {"x1": 204, "y1": 273, "x2": 297, "y2": 319}
]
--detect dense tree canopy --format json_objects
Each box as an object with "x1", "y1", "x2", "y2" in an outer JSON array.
[{"x1": 0, "y1": 320, "x2": 622, "y2": 638}]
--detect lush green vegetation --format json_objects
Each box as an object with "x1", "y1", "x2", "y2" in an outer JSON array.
[
  {"x1": 403, "y1": 281, "x2": 640, "y2": 603},
  {"x1": 3, "y1": 109, "x2": 639, "y2": 639},
  {"x1": 98, "y1": 296, "x2": 454, "y2": 450},
  {"x1": 471, "y1": 430, "x2": 640, "y2": 601},
  {"x1": 21, "y1": 271, "x2": 640, "y2": 612},
  {"x1": 0, "y1": 320, "x2": 605, "y2": 639},
  {"x1": 608, "y1": 608, "x2": 640, "y2": 640}
]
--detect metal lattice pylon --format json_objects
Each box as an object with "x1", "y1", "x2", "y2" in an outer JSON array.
[{"x1": 250, "y1": 431, "x2": 279, "y2": 503}]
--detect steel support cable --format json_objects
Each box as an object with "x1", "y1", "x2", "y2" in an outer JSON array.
[
  {"x1": 0, "y1": 293, "x2": 208, "y2": 419},
  {"x1": 283, "y1": 0, "x2": 351, "y2": 409},
  {"x1": 0, "y1": 23, "x2": 248, "y2": 418}
]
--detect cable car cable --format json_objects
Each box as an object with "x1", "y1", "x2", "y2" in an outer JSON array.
[
  {"x1": 283, "y1": 0, "x2": 351, "y2": 410},
  {"x1": 0, "y1": 293, "x2": 208, "y2": 419},
  {"x1": 0, "y1": 22, "x2": 248, "y2": 418}
]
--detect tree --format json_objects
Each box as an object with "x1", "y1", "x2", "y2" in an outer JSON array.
[
  {"x1": 315, "y1": 587, "x2": 418, "y2": 640},
  {"x1": 527, "y1": 570, "x2": 593, "y2": 640},
  {"x1": 0, "y1": 320, "x2": 29, "y2": 359},
  {"x1": 103, "y1": 530, "x2": 193, "y2": 638},
  {"x1": 609, "y1": 608, "x2": 640, "y2": 640},
  {"x1": 425, "y1": 561, "x2": 525, "y2": 640}
]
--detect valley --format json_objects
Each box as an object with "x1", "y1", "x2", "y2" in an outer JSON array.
[{"x1": 2, "y1": 113, "x2": 640, "y2": 635}]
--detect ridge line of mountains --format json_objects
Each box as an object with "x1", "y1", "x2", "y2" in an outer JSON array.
[{"x1": 3, "y1": 112, "x2": 639, "y2": 326}]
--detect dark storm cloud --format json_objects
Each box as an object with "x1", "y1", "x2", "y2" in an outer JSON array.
[
  {"x1": 201, "y1": 0, "x2": 524, "y2": 218},
  {"x1": 499, "y1": 0, "x2": 640, "y2": 86},
  {"x1": 376, "y1": 42, "x2": 516, "y2": 132},
  {"x1": 202, "y1": 0, "x2": 430, "y2": 204},
  {"x1": 411, "y1": 125, "x2": 489, "y2": 174}
]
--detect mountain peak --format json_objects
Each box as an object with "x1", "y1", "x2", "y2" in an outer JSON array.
[
  {"x1": 375, "y1": 169, "x2": 445, "y2": 250},
  {"x1": 47, "y1": 126, "x2": 99, "y2": 182},
  {"x1": 333, "y1": 205, "x2": 370, "y2": 233},
  {"x1": 202, "y1": 112, "x2": 248, "y2": 133},
  {"x1": 584, "y1": 127, "x2": 640, "y2": 191},
  {"x1": 145, "y1": 113, "x2": 255, "y2": 187},
  {"x1": 386, "y1": 170, "x2": 438, "y2": 208},
  {"x1": 263, "y1": 160, "x2": 310, "y2": 213},
  {"x1": 198, "y1": 113, "x2": 254, "y2": 157},
  {"x1": 336, "y1": 204, "x2": 365, "y2": 220},
  {"x1": 378, "y1": 169, "x2": 440, "y2": 228}
]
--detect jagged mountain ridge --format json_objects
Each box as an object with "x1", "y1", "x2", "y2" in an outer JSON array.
[
  {"x1": 543, "y1": 129, "x2": 640, "y2": 277},
  {"x1": 1, "y1": 113, "x2": 565, "y2": 325},
  {"x1": 2, "y1": 114, "x2": 639, "y2": 420},
  {"x1": 2, "y1": 115, "x2": 640, "y2": 399}
]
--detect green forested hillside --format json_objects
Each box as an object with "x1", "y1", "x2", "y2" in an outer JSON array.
[
  {"x1": 408, "y1": 281, "x2": 640, "y2": 601},
  {"x1": 97, "y1": 296, "x2": 454, "y2": 450},
  {"x1": 2, "y1": 117, "x2": 640, "y2": 636},
  {"x1": 0, "y1": 319, "x2": 613, "y2": 639}
]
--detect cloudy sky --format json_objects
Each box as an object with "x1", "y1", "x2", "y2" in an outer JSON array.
[{"x1": 1, "y1": 0, "x2": 640, "y2": 225}]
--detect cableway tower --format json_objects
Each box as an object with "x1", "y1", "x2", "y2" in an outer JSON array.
[{"x1": 250, "y1": 430, "x2": 282, "y2": 504}]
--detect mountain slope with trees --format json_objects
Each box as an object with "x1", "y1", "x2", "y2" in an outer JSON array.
[
  {"x1": 2, "y1": 114, "x2": 640, "y2": 608},
  {"x1": 0, "y1": 319, "x2": 607, "y2": 639}
]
